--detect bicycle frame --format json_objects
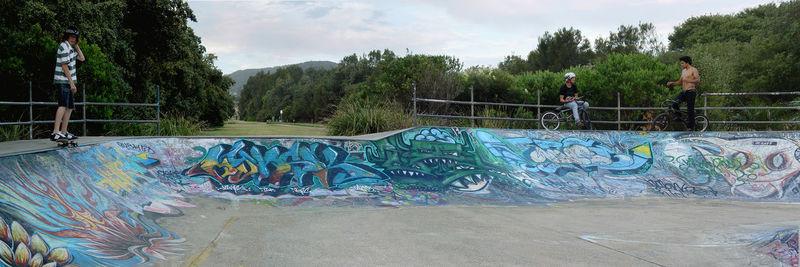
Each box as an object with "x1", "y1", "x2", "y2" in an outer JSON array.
[
  {"x1": 651, "y1": 99, "x2": 708, "y2": 131},
  {"x1": 540, "y1": 99, "x2": 592, "y2": 130}
]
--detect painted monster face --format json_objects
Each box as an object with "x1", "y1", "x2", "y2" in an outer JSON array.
[
  {"x1": 366, "y1": 128, "x2": 495, "y2": 192},
  {"x1": 683, "y1": 137, "x2": 800, "y2": 198}
]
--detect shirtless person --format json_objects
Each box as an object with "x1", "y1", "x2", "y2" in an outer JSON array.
[{"x1": 666, "y1": 56, "x2": 700, "y2": 131}]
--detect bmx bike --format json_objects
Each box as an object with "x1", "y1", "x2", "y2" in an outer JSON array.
[
  {"x1": 650, "y1": 99, "x2": 709, "y2": 132},
  {"x1": 540, "y1": 95, "x2": 592, "y2": 131}
]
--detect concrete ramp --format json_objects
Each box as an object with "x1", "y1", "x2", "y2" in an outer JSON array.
[{"x1": 0, "y1": 128, "x2": 798, "y2": 266}]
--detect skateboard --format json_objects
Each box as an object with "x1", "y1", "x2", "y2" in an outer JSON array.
[{"x1": 54, "y1": 139, "x2": 78, "y2": 147}]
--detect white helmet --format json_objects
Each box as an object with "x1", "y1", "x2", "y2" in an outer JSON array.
[{"x1": 564, "y1": 72, "x2": 576, "y2": 81}]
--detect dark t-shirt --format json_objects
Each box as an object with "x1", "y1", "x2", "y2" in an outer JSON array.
[{"x1": 559, "y1": 84, "x2": 578, "y2": 99}]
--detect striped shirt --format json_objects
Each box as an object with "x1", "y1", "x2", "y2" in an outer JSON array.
[{"x1": 54, "y1": 41, "x2": 77, "y2": 85}]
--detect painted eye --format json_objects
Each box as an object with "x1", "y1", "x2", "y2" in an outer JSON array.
[
  {"x1": 765, "y1": 153, "x2": 787, "y2": 171},
  {"x1": 729, "y1": 152, "x2": 751, "y2": 168},
  {"x1": 795, "y1": 147, "x2": 800, "y2": 161}
]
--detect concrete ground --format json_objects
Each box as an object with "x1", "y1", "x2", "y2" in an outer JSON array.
[{"x1": 159, "y1": 197, "x2": 800, "y2": 267}]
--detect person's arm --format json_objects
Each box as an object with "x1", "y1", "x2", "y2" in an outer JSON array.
[
  {"x1": 74, "y1": 44, "x2": 85, "y2": 62},
  {"x1": 62, "y1": 64, "x2": 76, "y2": 92},
  {"x1": 560, "y1": 94, "x2": 573, "y2": 103},
  {"x1": 666, "y1": 76, "x2": 682, "y2": 86}
]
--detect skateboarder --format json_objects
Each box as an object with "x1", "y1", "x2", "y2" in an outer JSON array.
[{"x1": 51, "y1": 27, "x2": 85, "y2": 142}]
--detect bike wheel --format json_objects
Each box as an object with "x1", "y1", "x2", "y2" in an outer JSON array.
[
  {"x1": 652, "y1": 113, "x2": 670, "y2": 131},
  {"x1": 694, "y1": 115, "x2": 709, "y2": 132},
  {"x1": 540, "y1": 112, "x2": 561, "y2": 130},
  {"x1": 579, "y1": 110, "x2": 592, "y2": 130}
]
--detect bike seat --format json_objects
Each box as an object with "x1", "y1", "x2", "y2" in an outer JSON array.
[{"x1": 555, "y1": 106, "x2": 569, "y2": 111}]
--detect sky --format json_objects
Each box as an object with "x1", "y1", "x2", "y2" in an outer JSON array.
[{"x1": 186, "y1": 0, "x2": 778, "y2": 75}]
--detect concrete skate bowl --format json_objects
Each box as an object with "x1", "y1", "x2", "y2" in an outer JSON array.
[{"x1": 0, "y1": 127, "x2": 798, "y2": 266}]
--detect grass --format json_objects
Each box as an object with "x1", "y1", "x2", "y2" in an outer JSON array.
[
  {"x1": 326, "y1": 98, "x2": 412, "y2": 136},
  {"x1": 0, "y1": 125, "x2": 27, "y2": 142},
  {"x1": 200, "y1": 120, "x2": 328, "y2": 136}
]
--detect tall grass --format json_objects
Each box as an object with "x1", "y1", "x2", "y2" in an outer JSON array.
[
  {"x1": 327, "y1": 98, "x2": 412, "y2": 136},
  {"x1": 147, "y1": 114, "x2": 205, "y2": 136},
  {"x1": 478, "y1": 107, "x2": 538, "y2": 129},
  {"x1": 0, "y1": 125, "x2": 28, "y2": 142},
  {"x1": 103, "y1": 113, "x2": 205, "y2": 136}
]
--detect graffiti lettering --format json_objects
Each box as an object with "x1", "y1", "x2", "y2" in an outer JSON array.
[
  {"x1": 219, "y1": 184, "x2": 246, "y2": 193},
  {"x1": 116, "y1": 142, "x2": 155, "y2": 153},
  {"x1": 645, "y1": 179, "x2": 718, "y2": 197},
  {"x1": 156, "y1": 170, "x2": 181, "y2": 177},
  {"x1": 662, "y1": 154, "x2": 762, "y2": 182}
]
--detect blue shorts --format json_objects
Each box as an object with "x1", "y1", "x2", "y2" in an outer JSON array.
[{"x1": 55, "y1": 84, "x2": 75, "y2": 109}]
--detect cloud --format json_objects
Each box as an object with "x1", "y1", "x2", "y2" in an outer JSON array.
[{"x1": 187, "y1": 0, "x2": 777, "y2": 74}]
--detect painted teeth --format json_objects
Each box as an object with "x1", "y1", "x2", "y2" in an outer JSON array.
[
  {"x1": 423, "y1": 158, "x2": 457, "y2": 165},
  {"x1": 464, "y1": 175, "x2": 476, "y2": 184},
  {"x1": 451, "y1": 180, "x2": 467, "y2": 188}
]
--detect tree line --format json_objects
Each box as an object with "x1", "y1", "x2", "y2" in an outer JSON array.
[
  {"x1": 240, "y1": 1, "x2": 799, "y2": 133},
  {"x1": 1, "y1": 0, "x2": 234, "y2": 138}
]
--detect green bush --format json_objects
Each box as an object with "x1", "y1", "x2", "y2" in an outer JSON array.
[
  {"x1": 0, "y1": 125, "x2": 28, "y2": 142},
  {"x1": 327, "y1": 98, "x2": 412, "y2": 136},
  {"x1": 476, "y1": 107, "x2": 538, "y2": 130},
  {"x1": 478, "y1": 108, "x2": 510, "y2": 129},
  {"x1": 148, "y1": 114, "x2": 205, "y2": 136}
]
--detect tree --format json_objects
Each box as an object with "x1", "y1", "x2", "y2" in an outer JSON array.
[
  {"x1": 528, "y1": 27, "x2": 594, "y2": 72},
  {"x1": 595, "y1": 23, "x2": 664, "y2": 58},
  {"x1": 498, "y1": 55, "x2": 530, "y2": 75}
]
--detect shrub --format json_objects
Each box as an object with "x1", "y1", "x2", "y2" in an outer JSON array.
[
  {"x1": 0, "y1": 125, "x2": 27, "y2": 142},
  {"x1": 327, "y1": 98, "x2": 412, "y2": 136}
]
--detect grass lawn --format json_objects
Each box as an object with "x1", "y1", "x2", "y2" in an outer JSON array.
[{"x1": 200, "y1": 120, "x2": 328, "y2": 136}]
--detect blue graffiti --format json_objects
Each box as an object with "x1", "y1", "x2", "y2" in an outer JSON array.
[{"x1": 475, "y1": 130, "x2": 652, "y2": 176}]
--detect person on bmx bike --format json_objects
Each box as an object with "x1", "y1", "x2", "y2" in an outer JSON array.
[
  {"x1": 559, "y1": 72, "x2": 589, "y2": 127},
  {"x1": 666, "y1": 56, "x2": 700, "y2": 131}
]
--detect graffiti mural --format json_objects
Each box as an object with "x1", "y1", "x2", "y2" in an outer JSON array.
[
  {"x1": 0, "y1": 128, "x2": 800, "y2": 265},
  {"x1": 182, "y1": 139, "x2": 389, "y2": 196},
  {"x1": 751, "y1": 227, "x2": 799, "y2": 267},
  {"x1": 0, "y1": 151, "x2": 184, "y2": 266},
  {"x1": 681, "y1": 137, "x2": 800, "y2": 198},
  {"x1": 366, "y1": 128, "x2": 503, "y2": 192}
]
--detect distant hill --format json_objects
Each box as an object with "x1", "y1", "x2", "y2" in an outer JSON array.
[{"x1": 226, "y1": 61, "x2": 338, "y2": 99}]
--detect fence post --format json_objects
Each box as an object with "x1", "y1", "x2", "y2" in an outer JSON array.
[
  {"x1": 704, "y1": 94, "x2": 708, "y2": 116},
  {"x1": 470, "y1": 85, "x2": 474, "y2": 128},
  {"x1": 82, "y1": 84, "x2": 87, "y2": 136},
  {"x1": 28, "y1": 81, "x2": 33, "y2": 140},
  {"x1": 536, "y1": 88, "x2": 541, "y2": 129},
  {"x1": 412, "y1": 82, "x2": 417, "y2": 127},
  {"x1": 157, "y1": 85, "x2": 161, "y2": 136},
  {"x1": 617, "y1": 91, "x2": 621, "y2": 131}
]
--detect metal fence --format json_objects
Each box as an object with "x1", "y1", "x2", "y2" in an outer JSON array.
[
  {"x1": 0, "y1": 81, "x2": 161, "y2": 139},
  {"x1": 412, "y1": 84, "x2": 800, "y2": 130}
]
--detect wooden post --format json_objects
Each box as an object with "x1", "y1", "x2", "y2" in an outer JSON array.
[{"x1": 617, "y1": 91, "x2": 621, "y2": 130}]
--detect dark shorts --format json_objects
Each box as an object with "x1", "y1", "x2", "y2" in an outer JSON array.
[{"x1": 55, "y1": 84, "x2": 75, "y2": 109}]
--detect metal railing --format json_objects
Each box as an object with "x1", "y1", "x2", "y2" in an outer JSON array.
[
  {"x1": 0, "y1": 81, "x2": 161, "y2": 139},
  {"x1": 412, "y1": 84, "x2": 800, "y2": 130}
]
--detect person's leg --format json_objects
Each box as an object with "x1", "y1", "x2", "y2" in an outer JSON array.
[
  {"x1": 53, "y1": 107, "x2": 65, "y2": 132},
  {"x1": 565, "y1": 101, "x2": 580, "y2": 122},
  {"x1": 671, "y1": 91, "x2": 683, "y2": 112},
  {"x1": 685, "y1": 90, "x2": 697, "y2": 130},
  {"x1": 53, "y1": 84, "x2": 68, "y2": 137},
  {"x1": 60, "y1": 88, "x2": 75, "y2": 135},
  {"x1": 60, "y1": 109, "x2": 72, "y2": 133}
]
